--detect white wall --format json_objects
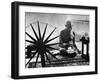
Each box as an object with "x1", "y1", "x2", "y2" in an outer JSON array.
[{"x1": 0, "y1": 0, "x2": 99, "y2": 81}]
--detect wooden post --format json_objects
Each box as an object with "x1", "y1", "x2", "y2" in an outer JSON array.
[
  {"x1": 40, "y1": 51, "x2": 46, "y2": 67},
  {"x1": 82, "y1": 41, "x2": 84, "y2": 55},
  {"x1": 26, "y1": 45, "x2": 32, "y2": 58},
  {"x1": 80, "y1": 36, "x2": 89, "y2": 61}
]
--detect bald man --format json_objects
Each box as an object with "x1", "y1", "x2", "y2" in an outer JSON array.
[{"x1": 59, "y1": 21, "x2": 80, "y2": 53}]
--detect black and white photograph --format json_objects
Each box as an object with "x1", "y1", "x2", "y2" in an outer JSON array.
[
  {"x1": 11, "y1": 2, "x2": 97, "y2": 79},
  {"x1": 25, "y1": 13, "x2": 90, "y2": 68}
]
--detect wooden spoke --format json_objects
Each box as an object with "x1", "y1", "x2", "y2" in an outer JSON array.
[
  {"x1": 46, "y1": 43, "x2": 59, "y2": 46},
  {"x1": 34, "y1": 53, "x2": 39, "y2": 67},
  {"x1": 37, "y1": 21, "x2": 42, "y2": 39},
  {"x1": 44, "y1": 53, "x2": 51, "y2": 65},
  {"x1": 42, "y1": 23, "x2": 47, "y2": 41},
  {"x1": 46, "y1": 36, "x2": 59, "y2": 43},
  {"x1": 44, "y1": 27, "x2": 56, "y2": 43},
  {"x1": 46, "y1": 49, "x2": 59, "y2": 61},
  {"x1": 25, "y1": 32, "x2": 36, "y2": 42},
  {"x1": 46, "y1": 46, "x2": 58, "y2": 50},
  {"x1": 25, "y1": 40, "x2": 34, "y2": 44},
  {"x1": 30, "y1": 24, "x2": 39, "y2": 40},
  {"x1": 25, "y1": 50, "x2": 38, "y2": 67}
]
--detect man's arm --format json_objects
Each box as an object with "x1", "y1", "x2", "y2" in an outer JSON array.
[{"x1": 72, "y1": 32, "x2": 81, "y2": 54}]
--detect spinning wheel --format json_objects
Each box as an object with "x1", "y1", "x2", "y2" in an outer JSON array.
[{"x1": 25, "y1": 21, "x2": 59, "y2": 67}]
